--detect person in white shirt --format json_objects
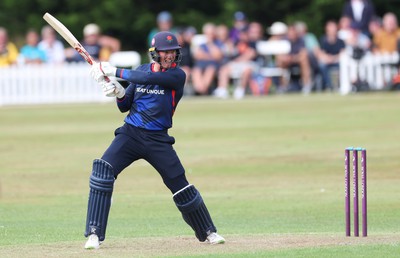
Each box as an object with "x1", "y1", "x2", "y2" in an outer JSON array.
[{"x1": 38, "y1": 25, "x2": 65, "y2": 64}]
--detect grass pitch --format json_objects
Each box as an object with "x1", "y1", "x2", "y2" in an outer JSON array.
[{"x1": 0, "y1": 93, "x2": 400, "y2": 257}]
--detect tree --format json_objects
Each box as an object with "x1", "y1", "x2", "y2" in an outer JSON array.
[{"x1": 0, "y1": 0, "x2": 398, "y2": 53}]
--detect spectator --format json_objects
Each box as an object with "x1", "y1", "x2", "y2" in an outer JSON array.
[
  {"x1": 98, "y1": 34, "x2": 121, "y2": 55},
  {"x1": 191, "y1": 23, "x2": 223, "y2": 95},
  {"x1": 177, "y1": 26, "x2": 196, "y2": 91},
  {"x1": 147, "y1": 11, "x2": 176, "y2": 47},
  {"x1": 38, "y1": 25, "x2": 65, "y2": 64},
  {"x1": 372, "y1": 12, "x2": 400, "y2": 54},
  {"x1": 0, "y1": 27, "x2": 18, "y2": 67},
  {"x1": 214, "y1": 22, "x2": 262, "y2": 99},
  {"x1": 368, "y1": 16, "x2": 382, "y2": 40},
  {"x1": 229, "y1": 11, "x2": 249, "y2": 44},
  {"x1": 19, "y1": 29, "x2": 46, "y2": 65},
  {"x1": 294, "y1": 21, "x2": 320, "y2": 54},
  {"x1": 265, "y1": 21, "x2": 290, "y2": 92},
  {"x1": 345, "y1": 22, "x2": 371, "y2": 56},
  {"x1": 66, "y1": 23, "x2": 112, "y2": 62},
  {"x1": 342, "y1": 0, "x2": 375, "y2": 38},
  {"x1": 275, "y1": 24, "x2": 312, "y2": 94},
  {"x1": 340, "y1": 21, "x2": 372, "y2": 93},
  {"x1": 316, "y1": 20, "x2": 346, "y2": 91},
  {"x1": 391, "y1": 39, "x2": 400, "y2": 88},
  {"x1": 338, "y1": 16, "x2": 353, "y2": 43},
  {"x1": 294, "y1": 21, "x2": 320, "y2": 89},
  {"x1": 216, "y1": 24, "x2": 237, "y2": 66}
]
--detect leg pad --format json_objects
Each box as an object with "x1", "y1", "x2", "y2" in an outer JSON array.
[
  {"x1": 173, "y1": 185, "x2": 217, "y2": 241},
  {"x1": 84, "y1": 159, "x2": 114, "y2": 241}
]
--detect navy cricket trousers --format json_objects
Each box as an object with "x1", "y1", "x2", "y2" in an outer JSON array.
[{"x1": 101, "y1": 123, "x2": 189, "y2": 193}]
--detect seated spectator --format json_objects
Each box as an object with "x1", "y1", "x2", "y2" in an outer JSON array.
[
  {"x1": 214, "y1": 22, "x2": 262, "y2": 99},
  {"x1": 275, "y1": 24, "x2": 312, "y2": 94},
  {"x1": 345, "y1": 22, "x2": 371, "y2": 57},
  {"x1": 368, "y1": 16, "x2": 382, "y2": 40},
  {"x1": 338, "y1": 16, "x2": 353, "y2": 43},
  {"x1": 38, "y1": 25, "x2": 65, "y2": 64},
  {"x1": 177, "y1": 26, "x2": 196, "y2": 91},
  {"x1": 229, "y1": 11, "x2": 249, "y2": 44},
  {"x1": 66, "y1": 23, "x2": 112, "y2": 62},
  {"x1": 341, "y1": 22, "x2": 372, "y2": 92},
  {"x1": 372, "y1": 12, "x2": 400, "y2": 54},
  {"x1": 216, "y1": 24, "x2": 237, "y2": 66},
  {"x1": 316, "y1": 20, "x2": 346, "y2": 91},
  {"x1": 191, "y1": 23, "x2": 224, "y2": 95},
  {"x1": 373, "y1": 13, "x2": 400, "y2": 89},
  {"x1": 19, "y1": 29, "x2": 46, "y2": 65},
  {"x1": 390, "y1": 39, "x2": 400, "y2": 89},
  {"x1": 0, "y1": 27, "x2": 18, "y2": 67},
  {"x1": 294, "y1": 20, "x2": 320, "y2": 89},
  {"x1": 264, "y1": 21, "x2": 290, "y2": 91},
  {"x1": 98, "y1": 34, "x2": 120, "y2": 54}
]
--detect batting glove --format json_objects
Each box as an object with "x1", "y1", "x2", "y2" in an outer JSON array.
[
  {"x1": 90, "y1": 62, "x2": 117, "y2": 83},
  {"x1": 100, "y1": 79, "x2": 125, "y2": 98}
]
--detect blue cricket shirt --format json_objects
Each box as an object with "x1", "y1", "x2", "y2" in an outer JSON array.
[{"x1": 115, "y1": 63, "x2": 186, "y2": 131}]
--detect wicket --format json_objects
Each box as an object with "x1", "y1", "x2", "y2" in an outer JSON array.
[{"x1": 344, "y1": 147, "x2": 367, "y2": 237}]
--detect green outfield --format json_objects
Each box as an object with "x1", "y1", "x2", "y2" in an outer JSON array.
[{"x1": 0, "y1": 93, "x2": 399, "y2": 257}]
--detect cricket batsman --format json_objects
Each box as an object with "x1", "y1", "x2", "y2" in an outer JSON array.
[{"x1": 84, "y1": 31, "x2": 225, "y2": 249}]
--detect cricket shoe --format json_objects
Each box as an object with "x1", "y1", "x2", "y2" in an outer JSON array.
[
  {"x1": 206, "y1": 232, "x2": 225, "y2": 244},
  {"x1": 84, "y1": 234, "x2": 100, "y2": 249}
]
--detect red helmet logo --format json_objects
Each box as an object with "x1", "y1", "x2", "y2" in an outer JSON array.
[{"x1": 166, "y1": 35, "x2": 173, "y2": 42}]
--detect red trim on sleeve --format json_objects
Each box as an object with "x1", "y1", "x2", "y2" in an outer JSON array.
[{"x1": 171, "y1": 90, "x2": 176, "y2": 115}]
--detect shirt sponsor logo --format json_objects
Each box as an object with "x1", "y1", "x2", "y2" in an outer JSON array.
[{"x1": 136, "y1": 87, "x2": 164, "y2": 95}]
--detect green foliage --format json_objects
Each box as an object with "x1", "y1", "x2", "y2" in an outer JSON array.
[{"x1": 0, "y1": 0, "x2": 399, "y2": 52}]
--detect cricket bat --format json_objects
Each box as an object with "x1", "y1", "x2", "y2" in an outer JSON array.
[
  {"x1": 43, "y1": 12, "x2": 96, "y2": 65},
  {"x1": 43, "y1": 12, "x2": 110, "y2": 82}
]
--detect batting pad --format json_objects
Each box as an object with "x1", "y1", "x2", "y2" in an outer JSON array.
[
  {"x1": 84, "y1": 159, "x2": 114, "y2": 241},
  {"x1": 173, "y1": 184, "x2": 217, "y2": 241}
]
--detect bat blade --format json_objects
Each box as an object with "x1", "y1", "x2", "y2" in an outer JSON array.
[{"x1": 43, "y1": 12, "x2": 95, "y2": 65}]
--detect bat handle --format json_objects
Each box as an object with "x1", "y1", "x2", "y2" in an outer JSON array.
[
  {"x1": 99, "y1": 62, "x2": 111, "y2": 82},
  {"x1": 75, "y1": 46, "x2": 109, "y2": 82}
]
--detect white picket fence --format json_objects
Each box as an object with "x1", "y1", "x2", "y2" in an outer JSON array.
[
  {"x1": 0, "y1": 52, "x2": 398, "y2": 105},
  {"x1": 339, "y1": 51, "x2": 399, "y2": 95},
  {"x1": 0, "y1": 63, "x2": 112, "y2": 106}
]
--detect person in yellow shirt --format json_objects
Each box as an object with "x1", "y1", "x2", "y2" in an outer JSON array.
[
  {"x1": 0, "y1": 27, "x2": 18, "y2": 67},
  {"x1": 373, "y1": 12, "x2": 400, "y2": 53}
]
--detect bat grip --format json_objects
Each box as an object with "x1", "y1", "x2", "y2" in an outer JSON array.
[{"x1": 99, "y1": 62, "x2": 111, "y2": 83}]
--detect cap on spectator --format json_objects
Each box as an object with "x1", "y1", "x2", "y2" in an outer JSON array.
[
  {"x1": 83, "y1": 23, "x2": 100, "y2": 36},
  {"x1": 268, "y1": 21, "x2": 288, "y2": 35},
  {"x1": 234, "y1": 11, "x2": 246, "y2": 21},
  {"x1": 157, "y1": 11, "x2": 172, "y2": 23}
]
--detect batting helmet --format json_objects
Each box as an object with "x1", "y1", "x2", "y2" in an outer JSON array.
[{"x1": 149, "y1": 31, "x2": 182, "y2": 64}]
